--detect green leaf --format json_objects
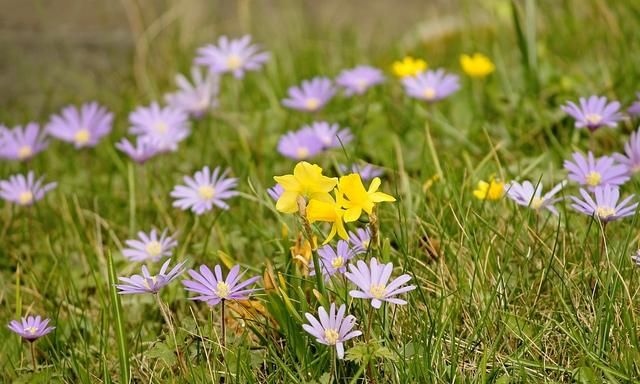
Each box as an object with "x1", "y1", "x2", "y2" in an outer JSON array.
[
  {"x1": 107, "y1": 251, "x2": 130, "y2": 384},
  {"x1": 345, "y1": 340, "x2": 398, "y2": 364},
  {"x1": 147, "y1": 342, "x2": 177, "y2": 367}
]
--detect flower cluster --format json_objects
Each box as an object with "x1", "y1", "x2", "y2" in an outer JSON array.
[{"x1": 277, "y1": 122, "x2": 353, "y2": 160}]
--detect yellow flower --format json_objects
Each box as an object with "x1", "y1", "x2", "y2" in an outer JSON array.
[
  {"x1": 306, "y1": 195, "x2": 348, "y2": 244},
  {"x1": 273, "y1": 162, "x2": 337, "y2": 213},
  {"x1": 337, "y1": 174, "x2": 396, "y2": 222},
  {"x1": 290, "y1": 232, "x2": 315, "y2": 273},
  {"x1": 392, "y1": 56, "x2": 427, "y2": 78},
  {"x1": 473, "y1": 178, "x2": 505, "y2": 200},
  {"x1": 460, "y1": 53, "x2": 495, "y2": 78}
]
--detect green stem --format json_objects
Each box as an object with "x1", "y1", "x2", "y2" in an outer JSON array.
[
  {"x1": 30, "y1": 342, "x2": 36, "y2": 371},
  {"x1": 127, "y1": 162, "x2": 136, "y2": 236}
]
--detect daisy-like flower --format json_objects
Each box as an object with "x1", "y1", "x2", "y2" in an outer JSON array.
[
  {"x1": 282, "y1": 77, "x2": 336, "y2": 112},
  {"x1": 115, "y1": 137, "x2": 161, "y2": 164},
  {"x1": 46, "y1": 102, "x2": 113, "y2": 148},
  {"x1": 345, "y1": 257, "x2": 416, "y2": 309},
  {"x1": 277, "y1": 128, "x2": 324, "y2": 160},
  {"x1": 302, "y1": 303, "x2": 362, "y2": 359},
  {"x1": 337, "y1": 173, "x2": 396, "y2": 222},
  {"x1": 570, "y1": 185, "x2": 637, "y2": 222},
  {"x1": 506, "y1": 180, "x2": 566, "y2": 215},
  {"x1": 309, "y1": 240, "x2": 356, "y2": 280},
  {"x1": 309, "y1": 121, "x2": 353, "y2": 149},
  {"x1": 402, "y1": 69, "x2": 460, "y2": 103},
  {"x1": 631, "y1": 249, "x2": 640, "y2": 266},
  {"x1": 273, "y1": 162, "x2": 337, "y2": 214},
  {"x1": 8, "y1": 315, "x2": 55, "y2": 342},
  {"x1": 170, "y1": 166, "x2": 239, "y2": 215},
  {"x1": 122, "y1": 228, "x2": 178, "y2": 262},
  {"x1": 336, "y1": 65, "x2": 385, "y2": 96},
  {"x1": 195, "y1": 35, "x2": 270, "y2": 79},
  {"x1": 0, "y1": 172, "x2": 56, "y2": 206},
  {"x1": 563, "y1": 152, "x2": 629, "y2": 190},
  {"x1": 339, "y1": 163, "x2": 384, "y2": 181},
  {"x1": 165, "y1": 67, "x2": 219, "y2": 118},
  {"x1": 613, "y1": 128, "x2": 640, "y2": 175},
  {"x1": 348, "y1": 227, "x2": 371, "y2": 255},
  {"x1": 561, "y1": 96, "x2": 623, "y2": 132},
  {"x1": 460, "y1": 53, "x2": 495, "y2": 78},
  {"x1": 267, "y1": 184, "x2": 284, "y2": 201},
  {"x1": 473, "y1": 178, "x2": 505, "y2": 201},
  {"x1": 0, "y1": 123, "x2": 48, "y2": 161},
  {"x1": 628, "y1": 93, "x2": 640, "y2": 117},
  {"x1": 182, "y1": 264, "x2": 260, "y2": 306},
  {"x1": 129, "y1": 102, "x2": 190, "y2": 152},
  {"x1": 116, "y1": 259, "x2": 187, "y2": 295},
  {"x1": 392, "y1": 56, "x2": 427, "y2": 78}
]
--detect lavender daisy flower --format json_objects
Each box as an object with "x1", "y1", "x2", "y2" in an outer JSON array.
[
  {"x1": 8, "y1": 315, "x2": 55, "y2": 342},
  {"x1": 122, "y1": 228, "x2": 178, "y2": 262},
  {"x1": 336, "y1": 65, "x2": 385, "y2": 96},
  {"x1": 46, "y1": 102, "x2": 113, "y2": 148},
  {"x1": 348, "y1": 228, "x2": 371, "y2": 255},
  {"x1": 0, "y1": 123, "x2": 48, "y2": 161},
  {"x1": 302, "y1": 303, "x2": 362, "y2": 359},
  {"x1": 402, "y1": 69, "x2": 460, "y2": 103},
  {"x1": 277, "y1": 128, "x2": 324, "y2": 160},
  {"x1": 613, "y1": 128, "x2": 640, "y2": 175},
  {"x1": 116, "y1": 259, "x2": 186, "y2": 295},
  {"x1": 561, "y1": 95, "x2": 623, "y2": 132},
  {"x1": 195, "y1": 35, "x2": 269, "y2": 79},
  {"x1": 165, "y1": 67, "x2": 219, "y2": 118},
  {"x1": 628, "y1": 93, "x2": 640, "y2": 117},
  {"x1": 0, "y1": 172, "x2": 56, "y2": 206},
  {"x1": 115, "y1": 137, "x2": 161, "y2": 164},
  {"x1": 563, "y1": 152, "x2": 629, "y2": 190},
  {"x1": 282, "y1": 77, "x2": 336, "y2": 112},
  {"x1": 632, "y1": 249, "x2": 640, "y2": 266},
  {"x1": 182, "y1": 264, "x2": 260, "y2": 306},
  {"x1": 345, "y1": 257, "x2": 416, "y2": 309},
  {"x1": 170, "y1": 166, "x2": 239, "y2": 215},
  {"x1": 267, "y1": 184, "x2": 284, "y2": 201},
  {"x1": 309, "y1": 121, "x2": 353, "y2": 149},
  {"x1": 570, "y1": 185, "x2": 637, "y2": 222},
  {"x1": 505, "y1": 180, "x2": 566, "y2": 215},
  {"x1": 309, "y1": 240, "x2": 356, "y2": 280},
  {"x1": 129, "y1": 102, "x2": 190, "y2": 152},
  {"x1": 339, "y1": 163, "x2": 384, "y2": 181}
]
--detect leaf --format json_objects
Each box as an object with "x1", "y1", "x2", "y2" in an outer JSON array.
[
  {"x1": 345, "y1": 340, "x2": 398, "y2": 364},
  {"x1": 107, "y1": 251, "x2": 130, "y2": 384},
  {"x1": 147, "y1": 342, "x2": 177, "y2": 366}
]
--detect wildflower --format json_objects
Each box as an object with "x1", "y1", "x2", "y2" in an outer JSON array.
[
  {"x1": 337, "y1": 173, "x2": 396, "y2": 222},
  {"x1": 277, "y1": 128, "x2": 324, "y2": 160},
  {"x1": 129, "y1": 102, "x2": 190, "y2": 152},
  {"x1": 402, "y1": 69, "x2": 460, "y2": 102},
  {"x1": 0, "y1": 123, "x2": 48, "y2": 161},
  {"x1": 8, "y1": 315, "x2": 55, "y2": 342},
  {"x1": 116, "y1": 259, "x2": 186, "y2": 295},
  {"x1": 632, "y1": 250, "x2": 640, "y2": 266},
  {"x1": 267, "y1": 184, "x2": 284, "y2": 201},
  {"x1": 309, "y1": 240, "x2": 356, "y2": 280},
  {"x1": 473, "y1": 178, "x2": 505, "y2": 200},
  {"x1": 302, "y1": 303, "x2": 362, "y2": 359},
  {"x1": 171, "y1": 166, "x2": 239, "y2": 215},
  {"x1": 345, "y1": 258, "x2": 416, "y2": 309},
  {"x1": 273, "y1": 162, "x2": 337, "y2": 214},
  {"x1": 306, "y1": 194, "x2": 348, "y2": 243},
  {"x1": 460, "y1": 53, "x2": 495, "y2": 78},
  {"x1": 506, "y1": 180, "x2": 566, "y2": 215},
  {"x1": 339, "y1": 163, "x2": 384, "y2": 181},
  {"x1": 570, "y1": 185, "x2": 637, "y2": 222},
  {"x1": 165, "y1": 67, "x2": 219, "y2": 118},
  {"x1": 195, "y1": 35, "x2": 270, "y2": 79},
  {"x1": 628, "y1": 93, "x2": 640, "y2": 117},
  {"x1": 348, "y1": 227, "x2": 371, "y2": 255},
  {"x1": 291, "y1": 232, "x2": 315, "y2": 271},
  {"x1": 46, "y1": 102, "x2": 113, "y2": 148},
  {"x1": 115, "y1": 137, "x2": 161, "y2": 164},
  {"x1": 563, "y1": 152, "x2": 629, "y2": 190},
  {"x1": 336, "y1": 65, "x2": 385, "y2": 96},
  {"x1": 309, "y1": 121, "x2": 353, "y2": 149},
  {"x1": 561, "y1": 96, "x2": 623, "y2": 132},
  {"x1": 613, "y1": 128, "x2": 640, "y2": 174},
  {"x1": 392, "y1": 56, "x2": 427, "y2": 78},
  {"x1": 122, "y1": 228, "x2": 178, "y2": 262},
  {"x1": 182, "y1": 264, "x2": 260, "y2": 306},
  {"x1": 0, "y1": 172, "x2": 56, "y2": 206},
  {"x1": 282, "y1": 77, "x2": 336, "y2": 112}
]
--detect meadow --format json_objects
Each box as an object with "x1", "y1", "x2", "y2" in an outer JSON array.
[{"x1": 2, "y1": 1, "x2": 640, "y2": 383}]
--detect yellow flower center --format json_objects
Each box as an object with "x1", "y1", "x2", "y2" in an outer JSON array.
[
  {"x1": 585, "y1": 113, "x2": 602, "y2": 125},
  {"x1": 324, "y1": 328, "x2": 340, "y2": 345},
  {"x1": 216, "y1": 281, "x2": 230, "y2": 299},
  {"x1": 296, "y1": 147, "x2": 310, "y2": 159},
  {"x1": 154, "y1": 122, "x2": 168, "y2": 134},
  {"x1": 361, "y1": 240, "x2": 370, "y2": 250},
  {"x1": 198, "y1": 185, "x2": 216, "y2": 200},
  {"x1": 356, "y1": 79, "x2": 368, "y2": 91},
  {"x1": 530, "y1": 197, "x2": 544, "y2": 210},
  {"x1": 369, "y1": 283, "x2": 386, "y2": 299},
  {"x1": 226, "y1": 54, "x2": 243, "y2": 70},
  {"x1": 305, "y1": 98, "x2": 320, "y2": 111},
  {"x1": 25, "y1": 326, "x2": 38, "y2": 335},
  {"x1": 74, "y1": 129, "x2": 90, "y2": 145},
  {"x1": 596, "y1": 206, "x2": 616, "y2": 219},
  {"x1": 585, "y1": 171, "x2": 602, "y2": 187},
  {"x1": 423, "y1": 87, "x2": 436, "y2": 100},
  {"x1": 18, "y1": 145, "x2": 33, "y2": 159},
  {"x1": 331, "y1": 256, "x2": 344, "y2": 269},
  {"x1": 18, "y1": 191, "x2": 33, "y2": 205},
  {"x1": 142, "y1": 276, "x2": 158, "y2": 290},
  {"x1": 145, "y1": 241, "x2": 162, "y2": 257}
]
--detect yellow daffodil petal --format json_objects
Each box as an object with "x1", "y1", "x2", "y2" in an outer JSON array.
[
  {"x1": 276, "y1": 191, "x2": 300, "y2": 213},
  {"x1": 273, "y1": 174, "x2": 300, "y2": 192},
  {"x1": 367, "y1": 177, "x2": 382, "y2": 193},
  {"x1": 343, "y1": 207, "x2": 362, "y2": 223},
  {"x1": 370, "y1": 191, "x2": 396, "y2": 203}
]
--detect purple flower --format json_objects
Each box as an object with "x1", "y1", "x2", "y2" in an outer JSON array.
[
  {"x1": 302, "y1": 303, "x2": 362, "y2": 359},
  {"x1": 182, "y1": 264, "x2": 260, "y2": 306},
  {"x1": 563, "y1": 152, "x2": 629, "y2": 190},
  {"x1": 170, "y1": 166, "x2": 239, "y2": 215},
  {"x1": 195, "y1": 35, "x2": 270, "y2": 79},
  {"x1": 632, "y1": 249, "x2": 640, "y2": 266},
  {"x1": 277, "y1": 128, "x2": 324, "y2": 160},
  {"x1": 165, "y1": 67, "x2": 219, "y2": 118},
  {"x1": 309, "y1": 121, "x2": 353, "y2": 149},
  {"x1": 345, "y1": 257, "x2": 416, "y2": 309},
  {"x1": 116, "y1": 259, "x2": 186, "y2": 295},
  {"x1": 122, "y1": 228, "x2": 178, "y2": 262},
  {"x1": 348, "y1": 228, "x2": 371, "y2": 255},
  {"x1": 570, "y1": 185, "x2": 637, "y2": 222},
  {"x1": 402, "y1": 69, "x2": 460, "y2": 103},
  {"x1": 561, "y1": 95, "x2": 623, "y2": 132},
  {"x1": 0, "y1": 123, "x2": 48, "y2": 161},
  {"x1": 8, "y1": 315, "x2": 55, "y2": 342},
  {"x1": 309, "y1": 240, "x2": 356, "y2": 280},
  {"x1": 46, "y1": 102, "x2": 113, "y2": 148},
  {"x1": 282, "y1": 77, "x2": 336, "y2": 112},
  {"x1": 0, "y1": 172, "x2": 56, "y2": 206},
  {"x1": 505, "y1": 180, "x2": 566, "y2": 215},
  {"x1": 340, "y1": 163, "x2": 384, "y2": 181},
  {"x1": 613, "y1": 128, "x2": 640, "y2": 175},
  {"x1": 129, "y1": 102, "x2": 190, "y2": 152},
  {"x1": 115, "y1": 137, "x2": 161, "y2": 164},
  {"x1": 336, "y1": 65, "x2": 385, "y2": 96},
  {"x1": 267, "y1": 184, "x2": 284, "y2": 201},
  {"x1": 628, "y1": 93, "x2": 640, "y2": 117}
]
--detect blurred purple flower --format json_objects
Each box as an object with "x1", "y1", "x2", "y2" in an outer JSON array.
[
  {"x1": 267, "y1": 184, "x2": 284, "y2": 201},
  {"x1": 402, "y1": 69, "x2": 460, "y2": 103},
  {"x1": 170, "y1": 166, "x2": 239, "y2": 215},
  {"x1": 0, "y1": 172, "x2": 56, "y2": 206},
  {"x1": 8, "y1": 315, "x2": 55, "y2": 342},
  {"x1": 309, "y1": 240, "x2": 356, "y2": 280},
  {"x1": 347, "y1": 227, "x2": 371, "y2": 255},
  {"x1": 302, "y1": 303, "x2": 361, "y2": 359},
  {"x1": 0, "y1": 123, "x2": 48, "y2": 161},
  {"x1": 613, "y1": 128, "x2": 640, "y2": 175},
  {"x1": 563, "y1": 152, "x2": 629, "y2": 190},
  {"x1": 129, "y1": 102, "x2": 190, "y2": 152},
  {"x1": 46, "y1": 102, "x2": 113, "y2": 148},
  {"x1": 570, "y1": 185, "x2": 637, "y2": 222},
  {"x1": 122, "y1": 228, "x2": 178, "y2": 262},
  {"x1": 309, "y1": 121, "x2": 353, "y2": 149},
  {"x1": 345, "y1": 257, "x2": 415, "y2": 309},
  {"x1": 115, "y1": 137, "x2": 161, "y2": 164},
  {"x1": 195, "y1": 35, "x2": 270, "y2": 78},
  {"x1": 336, "y1": 65, "x2": 384, "y2": 96},
  {"x1": 277, "y1": 128, "x2": 324, "y2": 160},
  {"x1": 632, "y1": 249, "x2": 640, "y2": 266},
  {"x1": 182, "y1": 264, "x2": 260, "y2": 306},
  {"x1": 505, "y1": 180, "x2": 566, "y2": 215},
  {"x1": 116, "y1": 259, "x2": 186, "y2": 295},
  {"x1": 282, "y1": 77, "x2": 336, "y2": 112},
  {"x1": 340, "y1": 163, "x2": 384, "y2": 181},
  {"x1": 165, "y1": 67, "x2": 219, "y2": 118},
  {"x1": 628, "y1": 93, "x2": 640, "y2": 117},
  {"x1": 561, "y1": 95, "x2": 622, "y2": 132}
]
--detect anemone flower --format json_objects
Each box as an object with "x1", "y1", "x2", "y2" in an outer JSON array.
[
  {"x1": 309, "y1": 240, "x2": 356, "y2": 280},
  {"x1": 128, "y1": 102, "x2": 190, "y2": 152},
  {"x1": 195, "y1": 35, "x2": 270, "y2": 78},
  {"x1": 165, "y1": 67, "x2": 219, "y2": 118},
  {"x1": 116, "y1": 259, "x2": 186, "y2": 295},
  {"x1": 0, "y1": 172, "x2": 56, "y2": 206},
  {"x1": 0, "y1": 123, "x2": 48, "y2": 161},
  {"x1": 302, "y1": 303, "x2": 362, "y2": 359},
  {"x1": 122, "y1": 228, "x2": 178, "y2": 262},
  {"x1": 170, "y1": 166, "x2": 239, "y2": 215},
  {"x1": 336, "y1": 65, "x2": 384, "y2": 96},
  {"x1": 46, "y1": 102, "x2": 113, "y2": 148},
  {"x1": 282, "y1": 77, "x2": 336, "y2": 112},
  {"x1": 563, "y1": 152, "x2": 629, "y2": 190},
  {"x1": 401, "y1": 69, "x2": 460, "y2": 103},
  {"x1": 570, "y1": 185, "x2": 637, "y2": 223},
  {"x1": 561, "y1": 95, "x2": 622, "y2": 132},
  {"x1": 345, "y1": 258, "x2": 415, "y2": 309},
  {"x1": 505, "y1": 180, "x2": 566, "y2": 215}
]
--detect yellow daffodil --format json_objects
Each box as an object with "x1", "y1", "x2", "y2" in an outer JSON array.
[
  {"x1": 337, "y1": 174, "x2": 396, "y2": 222},
  {"x1": 473, "y1": 178, "x2": 504, "y2": 200},
  {"x1": 273, "y1": 162, "x2": 337, "y2": 213},
  {"x1": 460, "y1": 53, "x2": 495, "y2": 78},
  {"x1": 306, "y1": 195, "x2": 348, "y2": 244},
  {"x1": 392, "y1": 56, "x2": 427, "y2": 78}
]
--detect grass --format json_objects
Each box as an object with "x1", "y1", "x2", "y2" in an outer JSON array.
[{"x1": 2, "y1": 0, "x2": 640, "y2": 382}]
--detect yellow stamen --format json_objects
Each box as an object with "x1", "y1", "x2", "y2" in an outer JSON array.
[
  {"x1": 198, "y1": 185, "x2": 216, "y2": 200},
  {"x1": 74, "y1": 129, "x2": 90, "y2": 145},
  {"x1": 530, "y1": 197, "x2": 544, "y2": 210},
  {"x1": 18, "y1": 145, "x2": 32, "y2": 159},
  {"x1": 596, "y1": 206, "x2": 616, "y2": 219},
  {"x1": 585, "y1": 113, "x2": 602, "y2": 125},
  {"x1": 226, "y1": 55, "x2": 243, "y2": 70},
  {"x1": 154, "y1": 122, "x2": 168, "y2": 133},
  {"x1": 369, "y1": 283, "x2": 386, "y2": 299},
  {"x1": 423, "y1": 87, "x2": 436, "y2": 100},
  {"x1": 585, "y1": 171, "x2": 602, "y2": 187},
  {"x1": 25, "y1": 326, "x2": 38, "y2": 335},
  {"x1": 305, "y1": 98, "x2": 320, "y2": 111},
  {"x1": 216, "y1": 281, "x2": 230, "y2": 298},
  {"x1": 145, "y1": 241, "x2": 162, "y2": 257},
  {"x1": 296, "y1": 147, "x2": 310, "y2": 159},
  {"x1": 18, "y1": 191, "x2": 33, "y2": 205},
  {"x1": 324, "y1": 328, "x2": 340, "y2": 345},
  {"x1": 331, "y1": 257, "x2": 344, "y2": 269}
]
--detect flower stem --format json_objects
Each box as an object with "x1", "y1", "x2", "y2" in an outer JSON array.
[
  {"x1": 365, "y1": 305, "x2": 376, "y2": 384},
  {"x1": 156, "y1": 294, "x2": 186, "y2": 372},
  {"x1": 297, "y1": 196, "x2": 326, "y2": 297},
  {"x1": 221, "y1": 299, "x2": 226, "y2": 351},
  {"x1": 30, "y1": 342, "x2": 36, "y2": 371},
  {"x1": 370, "y1": 207, "x2": 379, "y2": 250}
]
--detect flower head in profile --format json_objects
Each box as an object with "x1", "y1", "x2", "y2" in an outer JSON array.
[
  {"x1": 195, "y1": 35, "x2": 270, "y2": 78},
  {"x1": 309, "y1": 121, "x2": 353, "y2": 149},
  {"x1": 337, "y1": 173, "x2": 396, "y2": 222},
  {"x1": 8, "y1": 315, "x2": 55, "y2": 342},
  {"x1": 563, "y1": 152, "x2": 628, "y2": 190},
  {"x1": 340, "y1": 163, "x2": 384, "y2": 181},
  {"x1": 613, "y1": 128, "x2": 640, "y2": 175},
  {"x1": 182, "y1": 264, "x2": 260, "y2": 306},
  {"x1": 282, "y1": 77, "x2": 336, "y2": 112},
  {"x1": 171, "y1": 166, "x2": 239, "y2": 215},
  {"x1": 165, "y1": 67, "x2": 219, "y2": 118},
  {"x1": 336, "y1": 65, "x2": 385, "y2": 96},
  {"x1": 116, "y1": 259, "x2": 186, "y2": 295},
  {"x1": 267, "y1": 184, "x2": 284, "y2": 201},
  {"x1": 46, "y1": 102, "x2": 113, "y2": 148},
  {"x1": 506, "y1": 180, "x2": 566, "y2": 215},
  {"x1": 302, "y1": 303, "x2": 361, "y2": 359},
  {"x1": 277, "y1": 128, "x2": 324, "y2": 160},
  {"x1": 306, "y1": 193, "x2": 348, "y2": 244},
  {"x1": 570, "y1": 185, "x2": 637, "y2": 222},
  {"x1": 460, "y1": 53, "x2": 495, "y2": 78},
  {"x1": 273, "y1": 162, "x2": 337, "y2": 213},
  {"x1": 0, "y1": 172, "x2": 56, "y2": 206},
  {"x1": 345, "y1": 258, "x2": 416, "y2": 309},
  {"x1": 561, "y1": 96, "x2": 622, "y2": 132},
  {"x1": 473, "y1": 178, "x2": 504, "y2": 201},
  {"x1": 628, "y1": 93, "x2": 640, "y2": 117},
  {"x1": 122, "y1": 229, "x2": 178, "y2": 262},
  {"x1": 129, "y1": 102, "x2": 190, "y2": 152},
  {"x1": 348, "y1": 227, "x2": 371, "y2": 255},
  {"x1": 402, "y1": 69, "x2": 460, "y2": 103},
  {"x1": 631, "y1": 249, "x2": 640, "y2": 266},
  {"x1": 392, "y1": 56, "x2": 427, "y2": 78},
  {"x1": 0, "y1": 123, "x2": 48, "y2": 161},
  {"x1": 115, "y1": 137, "x2": 161, "y2": 164},
  {"x1": 309, "y1": 240, "x2": 356, "y2": 280}
]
